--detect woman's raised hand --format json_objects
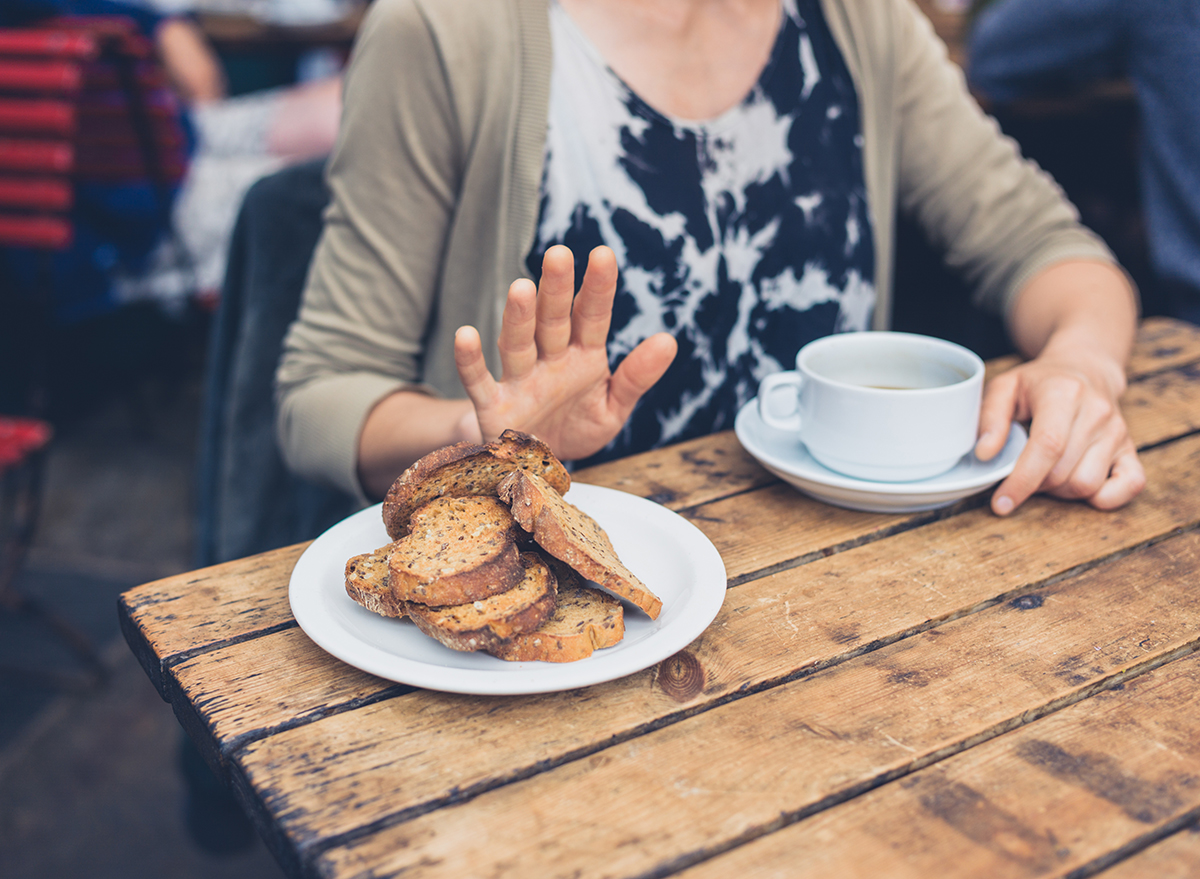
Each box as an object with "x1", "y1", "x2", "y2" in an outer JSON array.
[{"x1": 454, "y1": 245, "x2": 677, "y2": 461}]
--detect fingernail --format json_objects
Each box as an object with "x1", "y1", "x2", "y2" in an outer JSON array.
[{"x1": 994, "y1": 495, "x2": 1014, "y2": 516}]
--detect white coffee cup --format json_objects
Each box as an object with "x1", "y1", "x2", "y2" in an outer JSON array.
[{"x1": 757, "y1": 331, "x2": 985, "y2": 482}]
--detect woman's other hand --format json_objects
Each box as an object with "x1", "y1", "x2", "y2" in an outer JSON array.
[
  {"x1": 975, "y1": 260, "x2": 1145, "y2": 515},
  {"x1": 455, "y1": 245, "x2": 677, "y2": 461}
]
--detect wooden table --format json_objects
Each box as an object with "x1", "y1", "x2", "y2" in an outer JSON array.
[{"x1": 120, "y1": 316, "x2": 1200, "y2": 879}]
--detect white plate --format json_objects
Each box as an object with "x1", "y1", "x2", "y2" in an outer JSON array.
[
  {"x1": 289, "y1": 483, "x2": 727, "y2": 695},
  {"x1": 735, "y1": 398, "x2": 1027, "y2": 513}
]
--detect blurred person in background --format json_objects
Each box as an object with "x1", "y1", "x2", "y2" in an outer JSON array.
[
  {"x1": 1, "y1": 0, "x2": 343, "y2": 317},
  {"x1": 968, "y1": 0, "x2": 1200, "y2": 325}
]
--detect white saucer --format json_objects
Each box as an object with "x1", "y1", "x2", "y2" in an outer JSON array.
[{"x1": 734, "y1": 398, "x2": 1028, "y2": 513}]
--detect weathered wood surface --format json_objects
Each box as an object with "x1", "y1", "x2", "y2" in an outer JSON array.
[
  {"x1": 312, "y1": 534, "x2": 1200, "y2": 879},
  {"x1": 676, "y1": 650, "x2": 1200, "y2": 879},
  {"x1": 114, "y1": 319, "x2": 1200, "y2": 879},
  {"x1": 1096, "y1": 824, "x2": 1200, "y2": 879},
  {"x1": 172, "y1": 430, "x2": 1200, "y2": 782},
  {"x1": 121, "y1": 331, "x2": 1200, "y2": 701}
]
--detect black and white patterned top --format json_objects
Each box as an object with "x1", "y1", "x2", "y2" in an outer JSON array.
[{"x1": 528, "y1": 0, "x2": 876, "y2": 465}]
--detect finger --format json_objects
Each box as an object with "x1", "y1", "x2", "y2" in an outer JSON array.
[
  {"x1": 1087, "y1": 440, "x2": 1146, "y2": 511},
  {"x1": 1042, "y1": 395, "x2": 1120, "y2": 492},
  {"x1": 975, "y1": 372, "x2": 1019, "y2": 461},
  {"x1": 572, "y1": 246, "x2": 620, "y2": 349},
  {"x1": 454, "y1": 325, "x2": 498, "y2": 408},
  {"x1": 497, "y1": 278, "x2": 539, "y2": 381},
  {"x1": 607, "y1": 332, "x2": 677, "y2": 415},
  {"x1": 535, "y1": 245, "x2": 577, "y2": 358},
  {"x1": 990, "y1": 381, "x2": 1082, "y2": 515},
  {"x1": 1044, "y1": 416, "x2": 1127, "y2": 501}
]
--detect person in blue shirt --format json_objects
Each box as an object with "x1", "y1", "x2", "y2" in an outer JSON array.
[{"x1": 967, "y1": 0, "x2": 1200, "y2": 325}]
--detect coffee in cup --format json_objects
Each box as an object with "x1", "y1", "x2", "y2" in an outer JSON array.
[{"x1": 757, "y1": 331, "x2": 985, "y2": 482}]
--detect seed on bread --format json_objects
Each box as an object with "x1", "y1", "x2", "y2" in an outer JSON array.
[
  {"x1": 497, "y1": 469, "x2": 663, "y2": 619},
  {"x1": 406, "y1": 552, "x2": 558, "y2": 652},
  {"x1": 382, "y1": 429, "x2": 571, "y2": 540},
  {"x1": 388, "y1": 496, "x2": 525, "y2": 606},
  {"x1": 345, "y1": 543, "x2": 405, "y2": 618},
  {"x1": 486, "y1": 580, "x2": 624, "y2": 662}
]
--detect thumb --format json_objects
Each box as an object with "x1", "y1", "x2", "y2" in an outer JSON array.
[
  {"x1": 975, "y1": 371, "x2": 1019, "y2": 462},
  {"x1": 608, "y1": 333, "x2": 677, "y2": 416}
]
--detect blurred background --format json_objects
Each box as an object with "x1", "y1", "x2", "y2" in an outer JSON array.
[{"x1": 0, "y1": 0, "x2": 1171, "y2": 876}]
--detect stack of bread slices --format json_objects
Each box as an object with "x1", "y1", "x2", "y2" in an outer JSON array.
[{"x1": 343, "y1": 430, "x2": 662, "y2": 662}]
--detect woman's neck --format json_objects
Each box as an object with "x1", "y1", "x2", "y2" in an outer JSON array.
[{"x1": 557, "y1": 0, "x2": 783, "y2": 121}]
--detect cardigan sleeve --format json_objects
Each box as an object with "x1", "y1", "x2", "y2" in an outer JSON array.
[
  {"x1": 274, "y1": 0, "x2": 463, "y2": 500},
  {"x1": 887, "y1": 0, "x2": 1120, "y2": 318}
]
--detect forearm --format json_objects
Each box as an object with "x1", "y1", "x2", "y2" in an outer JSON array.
[
  {"x1": 154, "y1": 17, "x2": 226, "y2": 104},
  {"x1": 1007, "y1": 259, "x2": 1137, "y2": 398},
  {"x1": 357, "y1": 391, "x2": 479, "y2": 500}
]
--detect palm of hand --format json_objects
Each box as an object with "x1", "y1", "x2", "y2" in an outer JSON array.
[{"x1": 454, "y1": 245, "x2": 677, "y2": 463}]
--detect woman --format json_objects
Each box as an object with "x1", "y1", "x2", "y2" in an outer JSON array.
[{"x1": 276, "y1": 0, "x2": 1144, "y2": 517}]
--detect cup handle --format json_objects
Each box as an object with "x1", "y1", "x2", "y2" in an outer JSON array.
[{"x1": 758, "y1": 371, "x2": 805, "y2": 432}]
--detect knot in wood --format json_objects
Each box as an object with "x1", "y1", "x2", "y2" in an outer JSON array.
[
  {"x1": 1009, "y1": 594, "x2": 1044, "y2": 611},
  {"x1": 658, "y1": 650, "x2": 704, "y2": 702}
]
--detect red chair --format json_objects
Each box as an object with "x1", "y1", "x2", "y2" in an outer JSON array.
[
  {"x1": 0, "y1": 15, "x2": 188, "y2": 249},
  {"x1": 0, "y1": 14, "x2": 188, "y2": 689}
]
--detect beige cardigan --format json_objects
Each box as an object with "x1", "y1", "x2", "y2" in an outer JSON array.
[{"x1": 277, "y1": 0, "x2": 1115, "y2": 500}]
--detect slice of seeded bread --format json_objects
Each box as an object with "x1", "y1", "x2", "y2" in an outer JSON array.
[
  {"x1": 406, "y1": 552, "x2": 558, "y2": 652},
  {"x1": 498, "y1": 469, "x2": 663, "y2": 620},
  {"x1": 382, "y1": 429, "x2": 571, "y2": 540},
  {"x1": 486, "y1": 580, "x2": 624, "y2": 662},
  {"x1": 388, "y1": 496, "x2": 524, "y2": 606},
  {"x1": 344, "y1": 543, "x2": 405, "y2": 617}
]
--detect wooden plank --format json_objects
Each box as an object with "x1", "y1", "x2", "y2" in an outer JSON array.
[
  {"x1": 307, "y1": 533, "x2": 1200, "y2": 879},
  {"x1": 165, "y1": 627, "x2": 407, "y2": 776},
  {"x1": 1097, "y1": 825, "x2": 1200, "y2": 879},
  {"x1": 1124, "y1": 362, "x2": 1200, "y2": 448},
  {"x1": 1125, "y1": 315, "x2": 1200, "y2": 377},
  {"x1": 118, "y1": 544, "x2": 307, "y2": 695},
  {"x1": 578, "y1": 430, "x2": 774, "y2": 508},
  {"x1": 674, "y1": 652, "x2": 1200, "y2": 879},
  {"x1": 227, "y1": 442, "x2": 1200, "y2": 866}
]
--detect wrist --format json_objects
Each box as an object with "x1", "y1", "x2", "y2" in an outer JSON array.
[{"x1": 1035, "y1": 332, "x2": 1128, "y2": 400}]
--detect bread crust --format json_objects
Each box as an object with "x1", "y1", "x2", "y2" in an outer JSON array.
[
  {"x1": 486, "y1": 582, "x2": 624, "y2": 662},
  {"x1": 388, "y1": 496, "x2": 524, "y2": 606},
  {"x1": 382, "y1": 429, "x2": 571, "y2": 540},
  {"x1": 406, "y1": 552, "x2": 558, "y2": 652},
  {"x1": 498, "y1": 470, "x2": 663, "y2": 619},
  {"x1": 344, "y1": 543, "x2": 405, "y2": 618}
]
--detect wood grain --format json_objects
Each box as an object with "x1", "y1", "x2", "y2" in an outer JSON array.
[
  {"x1": 1124, "y1": 362, "x2": 1200, "y2": 448},
  {"x1": 119, "y1": 544, "x2": 307, "y2": 695},
  {"x1": 311, "y1": 533, "x2": 1200, "y2": 879},
  {"x1": 578, "y1": 430, "x2": 774, "y2": 509},
  {"x1": 676, "y1": 652, "x2": 1200, "y2": 879},
  {"x1": 1125, "y1": 315, "x2": 1200, "y2": 377},
  {"x1": 1096, "y1": 824, "x2": 1200, "y2": 879},
  {"x1": 228, "y1": 437, "x2": 1200, "y2": 866}
]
